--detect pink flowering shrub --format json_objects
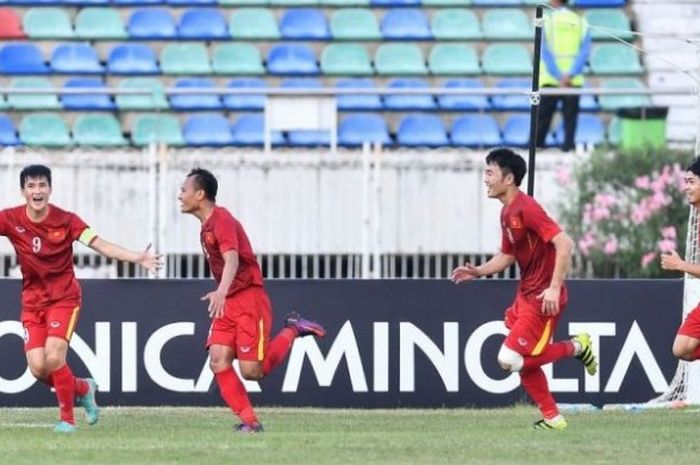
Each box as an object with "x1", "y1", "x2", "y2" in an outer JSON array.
[{"x1": 559, "y1": 150, "x2": 692, "y2": 278}]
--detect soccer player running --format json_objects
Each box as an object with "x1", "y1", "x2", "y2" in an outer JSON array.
[
  {"x1": 178, "y1": 168, "x2": 325, "y2": 434},
  {"x1": 660, "y1": 158, "x2": 700, "y2": 362},
  {"x1": 451, "y1": 148, "x2": 597, "y2": 430},
  {"x1": 0, "y1": 164, "x2": 161, "y2": 433}
]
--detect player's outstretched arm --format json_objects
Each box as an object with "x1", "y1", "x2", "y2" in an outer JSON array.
[
  {"x1": 89, "y1": 238, "x2": 162, "y2": 274},
  {"x1": 661, "y1": 250, "x2": 700, "y2": 278},
  {"x1": 451, "y1": 252, "x2": 516, "y2": 284}
]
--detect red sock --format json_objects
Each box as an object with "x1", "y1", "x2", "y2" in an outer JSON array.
[
  {"x1": 520, "y1": 367, "x2": 559, "y2": 420},
  {"x1": 522, "y1": 341, "x2": 575, "y2": 370},
  {"x1": 214, "y1": 368, "x2": 258, "y2": 425},
  {"x1": 263, "y1": 328, "x2": 297, "y2": 376},
  {"x1": 75, "y1": 378, "x2": 89, "y2": 396},
  {"x1": 51, "y1": 364, "x2": 77, "y2": 425}
]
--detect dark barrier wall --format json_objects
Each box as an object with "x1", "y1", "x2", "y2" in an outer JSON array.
[{"x1": 0, "y1": 279, "x2": 683, "y2": 407}]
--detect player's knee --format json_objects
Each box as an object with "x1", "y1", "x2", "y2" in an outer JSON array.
[
  {"x1": 208, "y1": 357, "x2": 228, "y2": 373},
  {"x1": 44, "y1": 353, "x2": 64, "y2": 372},
  {"x1": 497, "y1": 345, "x2": 524, "y2": 372},
  {"x1": 239, "y1": 365, "x2": 264, "y2": 381},
  {"x1": 673, "y1": 343, "x2": 694, "y2": 361}
]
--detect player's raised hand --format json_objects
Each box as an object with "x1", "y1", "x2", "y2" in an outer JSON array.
[
  {"x1": 451, "y1": 263, "x2": 481, "y2": 284},
  {"x1": 661, "y1": 250, "x2": 685, "y2": 272},
  {"x1": 137, "y1": 243, "x2": 163, "y2": 274},
  {"x1": 201, "y1": 289, "x2": 226, "y2": 319},
  {"x1": 536, "y1": 287, "x2": 560, "y2": 316}
]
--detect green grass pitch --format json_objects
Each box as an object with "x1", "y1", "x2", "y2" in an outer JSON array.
[{"x1": 1, "y1": 406, "x2": 699, "y2": 465}]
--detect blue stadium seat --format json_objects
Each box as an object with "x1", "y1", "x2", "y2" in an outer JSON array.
[
  {"x1": 170, "y1": 78, "x2": 222, "y2": 110},
  {"x1": 0, "y1": 115, "x2": 20, "y2": 146},
  {"x1": 231, "y1": 114, "x2": 285, "y2": 146},
  {"x1": 437, "y1": 79, "x2": 490, "y2": 111},
  {"x1": 178, "y1": 8, "x2": 228, "y2": 39},
  {"x1": 336, "y1": 78, "x2": 383, "y2": 111},
  {"x1": 108, "y1": 44, "x2": 159, "y2": 74},
  {"x1": 50, "y1": 43, "x2": 103, "y2": 74},
  {"x1": 577, "y1": 85, "x2": 599, "y2": 112},
  {"x1": 450, "y1": 114, "x2": 502, "y2": 147},
  {"x1": 61, "y1": 78, "x2": 116, "y2": 110},
  {"x1": 491, "y1": 78, "x2": 530, "y2": 111},
  {"x1": 473, "y1": 0, "x2": 523, "y2": 6},
  {"x1": 113, "y1": 0, "x2": 164, "y2": 4},
  {"x1": 574, "y1": 0, "x2": 626, "y2": 6},
  {"x1": 554, "y1": 114, "x2": 605, "y2": 145},
  {"x1": 183, "y1": 114, "x2": 234, "y2": 146},
  {"x1": 128, "y1": 8, "x2": 176, "y2": 39},
  {"x1": 339, "y1": 114, "x2": 391, "y2": 147},
  {"x1": 502, "y1": 115, "x2": 531, "y2": 147},
  {"x1": 397, "y1": 114, "x2": 449, "y2": 147},
  {"x1": 0, "y1": 43, "x2": 48, "y2": 74},
  {"x1": 168, "y1": 0, "x2": 216, "y2": 5},
  {"x1": 223, "y1": 78, "x2": 266, "y2": 111},
  {"x1": 267, "y1": 44, "x2": 319, "y2": 75},
  {"x1": 384, "y1": 78, "x2": 436, "y2": 111},
  {"x1": 280, "y1": 8, "x2": 330, "y2": 40},
  {"x1": 381, "y1": 9, "x2": 431, "y2": 40},
  {"x1": 281, "y1": 77, "x2": 323, "y2": 89}
]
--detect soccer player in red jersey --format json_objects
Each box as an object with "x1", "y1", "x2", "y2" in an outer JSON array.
[
  {"x1": 178, "y1": 168, "x2": 326, "y2": 433},
  {"x1": 451, "y1": 148, "x2": 597, "y2": 430},
  {"x1": 0, "y1": 165, "x2": 161, "y2": 433},
  {"x1": 661, "y1": 158, "x2": 700, "y2": 362}
]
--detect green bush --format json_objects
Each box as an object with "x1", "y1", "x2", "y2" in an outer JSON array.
[{"x1": 557, "y1": 149, "x2": 694, "y2": 278}]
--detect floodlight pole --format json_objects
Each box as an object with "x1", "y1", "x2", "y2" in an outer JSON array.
[{"x1": 527, "y1": 5, "x2": 544, "y2": 197}]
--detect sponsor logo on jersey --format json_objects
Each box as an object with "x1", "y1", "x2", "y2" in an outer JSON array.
[
  {"x1": 48, "y1": 228, "x2": 67, "y2": 242},
  {"x1": 518, "y1": 337, "x2": 528, "y2": 347},
  {"x1": 239, "y1": 346, "x2": 251, "y2": 353},
  {"x1": 15, "y1": 226, "x2": 26, "y2": 233},
  {"x1": 50, "y1": 321, "x2": 61, "y2": 329},
  {"x1": 23, "y1": 327, "x2": 29, "y2": 344}
]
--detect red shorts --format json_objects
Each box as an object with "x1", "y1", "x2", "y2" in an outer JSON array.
[
  {"x1": 21, "y1": 301, "x2": 81, "y2": 352},
  {"x1": 503, "y1": 293, "x2": 567, "y2": 356},
  {"x1": 678, "y1": 303, "x2": 700, "y2": 339},
  {"x1": 206, "y1": 286, "x2": 272, "y2": 362}
]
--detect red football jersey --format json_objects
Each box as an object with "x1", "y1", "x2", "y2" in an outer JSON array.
[
  {"x1": 0, "y1": 204, "x2": 94, "y2": 309},
  {"x1": 200, "y1": 206, "x2": 263, "y2": 297},
  {"x1": 500, "y1": 191, "x2": 564, "y2": 298}
]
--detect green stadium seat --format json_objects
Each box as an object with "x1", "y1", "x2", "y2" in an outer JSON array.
[
  {"x1": 23, "y1": 8, "x2": 74, "y2": 39},
  {"x1": 160, "y1": 43, "x2": 211, "y2": 74},
  {"x1": 8, "y1": 78, "x2": 61, "y2": 110},
  {"x1": 0, "y1": 95, "x2": 7, "y2": 110},
  {"x1": 229, "y1": 8, "x2": 280, "y2": 40},
  {"x1": 321, "y1": 44, "x2": 373, "y2": 75},
  {"x1": 73, "y1": 114, "x2": 127, "y2": 147},
  {"x1": 598, "y1": 78, "x2": 651, "y2": 110},
  {"x1": 590, "y1": 44, "x2": 643, "y2": 74},
  {"x1": 20, "y1": 113, "x2": 72, "y2": 147},
  {"x1": 218, "y1": 0, "x2": 268, "y2": 5},
  {"x1": 608, "y1": 116, "x2": 620, "y2": 145},
  {"x1": 482, "y1": 9, "x2": 532, "y2": 40},
  {"x1": 212, "y1": 43, "x2": 265, "y2": 75},
  {"x1": 423, "y1": 0, "x2": 472, "y2": 5},
  {"x1": 76, "y1": 8, "x2": 128, "y2": 40},
  {"x1": 375, "y1": 44, "x2": 427, "y2": 75},
  {"x1": 431, "y1": 9, "x2": 481, "y2": 40},
  {"x1": 482, "y1": 44, "x2": 532, "y2": 75},
  {"x1": 429, "y1": 44, "x2": 480, "y2": 75},
  {"x1": 330, "y1": 9, "x2": 381, "y2": 40},
  {"x1": 321, "y1": 0, "x2": 369, "y2": 5},
  {"x1": 585, "y1": 9, "x2": 633, "y2": 41},
  {"x1": 115, "y1": 78, "x2": 169, "y2": 110},
  {"x1": 131, "y1": 114, "x2": 184, "y2": 146}
]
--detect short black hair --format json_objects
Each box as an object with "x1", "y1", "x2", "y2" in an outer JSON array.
[
  {"x1": 687, "y1": 157, "x2": 700, "y2": 178},
  {"x1": 20, "y1": 165, "x2": 52, "y2": 189},
  {"x1": 485, "y1": 148, "x2": 527, "y2": 186},
  {"x1": 187, "y1": 168, "x2": 218, "y2": 201}
]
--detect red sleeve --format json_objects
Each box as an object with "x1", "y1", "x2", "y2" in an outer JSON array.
[
  {"x1": 0, "y1": 209, "x2": 8, "y2": 236},
  {"x1": 522, "y1": 199, "x2": 562, "y2": 243},
  {"x1": 500, "y1": 224, "x2": 513, "y2": 255},
  {"x1": 69, "y1": 213, "x2": 90, "y2": 241},
  {"x1": 213, "y1": 210, "x2": 239, "y2": 255}
]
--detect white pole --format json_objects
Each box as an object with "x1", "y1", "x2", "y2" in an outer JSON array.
[
  {"x1": 361, "y1": 141, "x2": 371, "y2": 279},
  {"x1": 147, "y1": 142, "x2": 158, "y2": 279},
  {"x1": 157, "y1": 142, "x2": 169, "y2": 279},
  {"x1": 372, "y1": 142, "x2": 382, "y2": 278}
]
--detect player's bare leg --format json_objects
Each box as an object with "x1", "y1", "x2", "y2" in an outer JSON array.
[
  {"x1": 210, "y1": 344, "x2": 263, "y2": 433},
  {"x1": 673, "y1": 335, "x2": 700, "y2": 361}
]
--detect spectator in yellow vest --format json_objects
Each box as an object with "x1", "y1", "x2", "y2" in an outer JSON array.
[{"x1": 536, "y1": 0, "x2": 592, "y2": 152}]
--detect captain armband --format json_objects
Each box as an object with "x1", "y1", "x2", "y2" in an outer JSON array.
[{"x1": 78, "y1": 228, "x2": 98, "y2": 246}]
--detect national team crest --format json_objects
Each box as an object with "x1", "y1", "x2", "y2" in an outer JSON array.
[
  {"x1": 203, "y1": 232, "x2": 215, "y2": 245},
  {"x1": 509, "y1": 216, "x2": 523, "y2": 229},
  {"x1": 47, "y1": 228, "x2": 67, "y2": 242}
]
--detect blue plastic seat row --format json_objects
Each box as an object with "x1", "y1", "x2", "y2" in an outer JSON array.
[
  {"x1": 0, "y1": 0, "x2": 627, "y2": 6},
  {"x1": 0, "y1": 112, "x2": 607, "y2": 148}
]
